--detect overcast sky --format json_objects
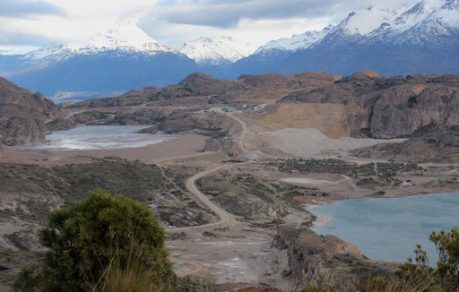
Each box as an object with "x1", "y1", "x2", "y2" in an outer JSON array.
[{"x1": 0, "y1": 0, "x2": 410, "y2": 52}]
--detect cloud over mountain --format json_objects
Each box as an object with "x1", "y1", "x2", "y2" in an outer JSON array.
[{"x1": 0, "y1": 0, "x2": 65, "y2": 17}]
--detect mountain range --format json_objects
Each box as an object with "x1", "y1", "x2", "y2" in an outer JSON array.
[
  {"x1": 1, "y1": 0, "x2": 459, "y2": 100},
  {"x1": 179, "y1": 36, "x2": 254, "y2": 65}
]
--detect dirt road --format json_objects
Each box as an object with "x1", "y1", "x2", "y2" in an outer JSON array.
[
  {"x1": 167, "y1": 163, "x2": 245, "y2": 233},
  {"x1": 167, "y1": 110, "x2": 272, "y2": 233},
  {"x1": 166, "y1": 111, "x2": 263, "y2": 233}
]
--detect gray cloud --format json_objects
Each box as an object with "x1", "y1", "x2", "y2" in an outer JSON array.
[
  {"x1": 0, "y1": 0, "x2": 65, "y2": 18},
  {"x1": 0, "y1": 30, "x2": 54, "y2": 46},
  {"x1": 151, "y1": 0, "x2": 369, "y2": 27}
]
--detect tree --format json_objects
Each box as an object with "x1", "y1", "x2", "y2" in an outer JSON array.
[
  {"x1": 430, "y1": 228, "x2": 459, "y2": 290},
  {"x1": 394, "y1": 228, "x2": 459, "y2": 291},
  {"x1": 20, "y1": 189, "x2": 172, "y2": 291}
]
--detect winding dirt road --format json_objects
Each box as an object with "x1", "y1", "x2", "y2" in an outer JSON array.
[
  {"x1": 166, "y1": 111, "x2": 261, "y2": 233},
  {"x1": 168, "y1": 163, "x2": 246, "y2": 233},
  {"x1": 167, "y1": 110, "x2": 276, "y2": 233}
]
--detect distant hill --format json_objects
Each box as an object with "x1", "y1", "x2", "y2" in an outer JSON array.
[{"x1": 0, "y1": 77, "x2": 58, "y2": 145}]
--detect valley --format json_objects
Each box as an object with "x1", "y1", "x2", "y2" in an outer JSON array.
[{"x1": 0, "y1": 71, "x2": 458, "y2": 290}]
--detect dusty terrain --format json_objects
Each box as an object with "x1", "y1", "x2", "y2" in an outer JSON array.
[
  {"x1": 0, "y1": 72, "x2": 458, "y2": 290},
  {"x1": 0, "y1": 133, "x2": 208, "y2": 166}
]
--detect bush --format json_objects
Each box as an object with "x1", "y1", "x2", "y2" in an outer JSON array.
[
  {"x1": 430, "y1": 228, "x2": 459, "y2": 290},
  {"x1": 363, "y1": 228, "x2": 459, "y2": 292},
  {"x1": 304, "y1": 228, "x2": 459, "y2": 292},
  {"x1": 16, "y1": 189, "x2": 172, "y2": 291},
  {"x1": 14, "y1": 265, "x2": 43, "y2": 292},
  {"x1": 95, "y1": 242, "x2": 167, "y2": 292}
]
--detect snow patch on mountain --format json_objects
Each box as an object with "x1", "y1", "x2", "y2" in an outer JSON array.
[
  {"x1": 338, "y1": 3, "x2": 413, "y2": 36},
  {"x1": 24, "y1": 44, "x2": 71, "y2": 62},
  {"x1": 20, "y1": 21, "x2": 176, "y2": 65},
  {"x1": 180, "y1": 36, "x2": 254, "y2": 65},
  {"x1": 70, "y1": 21, "x2": 175, "y2": 55},
  {"x1": 256, "y1": 25, "x2": 333, "y2": 53},
  {"x1": 335, "y1": 0, "x2": 459, "y2": 39}
]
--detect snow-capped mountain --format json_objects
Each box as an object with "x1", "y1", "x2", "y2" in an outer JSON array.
[
  {"x1": 233, "y1": 0, "x2": 459, "y2": 77},
  {"x1": 4, "y1": 22, "x2": 197, "y2": 99},
  {"x1": 256, "y1": 25, "x2": 333, "y2": 53},
  {"x1": 70, "y1": 21, "x2": 175, "y2": 56},
  {"x1": 384, "y1": 0, "x2": 459, "y2": 43},
  {"x1": 22, "y1": 21, "x2": 176, "y2": 64},
  {"x1": 180, "y1": 36, "x2": 254, "y2": 65},
  {"x1": 328, "y1": 0, "x2": 459, "y2": 41},
  {"x1": 24, "y1": 44, "x2": 71, "y2": 62},
  {"x1": 3, "y1": 0, "x2": 459, "y2": 99},
  {"x1": 331, "y1": 2, "x2": 414, "y2": 37}
]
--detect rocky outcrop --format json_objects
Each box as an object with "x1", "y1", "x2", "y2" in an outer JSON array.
[
  {"x1": 166, "y1": 72, "x2": 246, "y2": 97},
  {"x1": 239, "y1": 72, "x2": 338, "y2": 89},
  {"x1": 139, "y1": 111, "x2": 232, "y2": 135},
  {"x1": 352, "y1": 125, "x2": 459, "y2": 163},
  {"x1": 70, "y1": 87, "x2": 160, "y2": 108},
  {"x1": 0, "y1": 77, "x2": 59, "y2": 145},
  {"x1": 279, "y1": 74, "x2": 459, "y2": 139},
  {"x1": 54, "y1": 72, "x2": 338, "y2": 138},
  {"x1": 370, "y1": 85, "x2": 459, "y2": 138},
  {"x1": 273, "y1": 226, "x2": 394, "y2": 291},
  {"x1": 204, "y1": 137, "x2": 241, "y2": 157}
]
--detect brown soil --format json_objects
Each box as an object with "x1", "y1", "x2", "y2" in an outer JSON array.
[{"x1": 240, "y1": 103, "x2": 358, "y2": 138}]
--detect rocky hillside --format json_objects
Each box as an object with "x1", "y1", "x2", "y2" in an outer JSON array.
[
  {"x1": 352, "y1": 125, "x2": 459, "y2": 163},
  {"x1": 273, "y1": 226, "x2": 394, "y2": 291},
  {"x1": 54, "y1": 72, "x2": 337, "y2": 133},
  {"x1": 280, "y1": 73, "x2": 459, "y2": 139},
  {"x1": 0, "y1": 78, "x2": 59, "y2": 145},
  {"x1": 0, "y1": 159, "x2": 216, "y2": 287},
  {"x1": 71, "y1": 72, "x2": 337, "y2": 108}
]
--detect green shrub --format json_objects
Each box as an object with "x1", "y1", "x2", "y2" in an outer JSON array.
[
  {"x1": 16, "y1": 189, "x2": 172, "y2": 291},
  {"x1": 430, "y1": 228, "x2": 459, "y2": 290},
  {"x1": 95, "y1": 242, "x2": 167, "y2": 292},
  {"x1": 14, "y1": 265, "x2": 42, "y2": 292}
]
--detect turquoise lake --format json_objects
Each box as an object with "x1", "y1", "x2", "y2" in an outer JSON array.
[{"x1": 310, "y1": 192, "x2": 459, "y2": 264}]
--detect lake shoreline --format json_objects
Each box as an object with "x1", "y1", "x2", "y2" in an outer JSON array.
[
  {"x1": 1, "y1": 132, "x2": 209, "y2": 166},
  {"x1": 306, "y1": 191, "x2": 459, "y2": 264}
]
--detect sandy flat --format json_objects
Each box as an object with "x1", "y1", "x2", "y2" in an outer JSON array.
[
  {"x1": 256, "y1": 128, "x2": 406, "y2": 158},
  {"x1": 280, "y1": 177, "x2": 336, "y2": 186},
  {"x1": 1, "y1": 133, "x2": 208, "y2": 165}
]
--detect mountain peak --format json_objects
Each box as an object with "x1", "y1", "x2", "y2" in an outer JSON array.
[
  {"x1": 324, "y1": 0, "x2": 459, "y2": 40},
  {"x1": 180, "y1": 36, "x2": 254, "y2": 65},
  {"x1": 72, "y1": 21, "x2": 174, "y2": 55},
  {"x1": 336, "y1": 3, "x2": 413, "y2": 36},
  {"x1": 256, "y1": 25, "x2": 333, "y2": 53}
]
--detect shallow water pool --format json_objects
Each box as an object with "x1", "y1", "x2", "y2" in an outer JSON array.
[{"x1": 21, "y1": 125, "x2": 175, "y2": 150}]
